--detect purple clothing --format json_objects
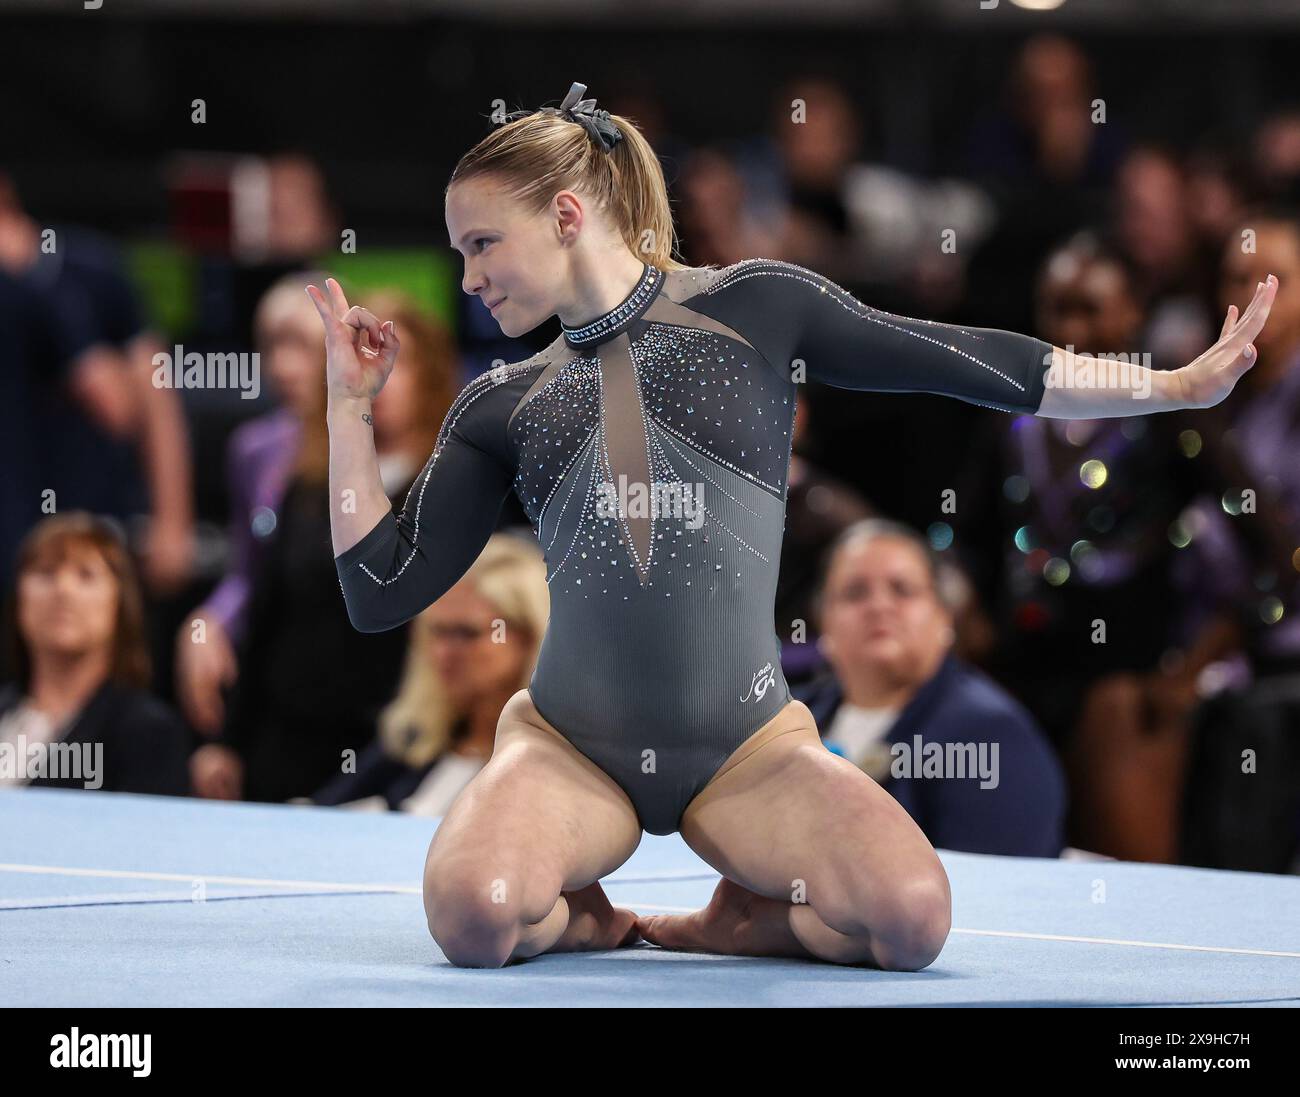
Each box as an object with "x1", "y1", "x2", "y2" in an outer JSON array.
[
  {"x1": 204, "y1": 408, "x2": 300, "y2": 645},
  {"x1": 1186, "y1": 353, "x2": 1300, "y2": 662}
]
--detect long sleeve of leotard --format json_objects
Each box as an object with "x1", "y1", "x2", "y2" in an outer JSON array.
[
  {"x1": 718, "y1": 261, "x2": 1054, "y2": 415},
  {"x1": 333, "y1": 374, "x2": 518, "y2": 633}
]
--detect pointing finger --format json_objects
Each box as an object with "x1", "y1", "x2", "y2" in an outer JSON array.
[
  {"x1": 304, "y1": 285, "x2": 338, "y2": 329},
  {"x1": 325, "y1": 277, "x2": 351, "y2": 317}
]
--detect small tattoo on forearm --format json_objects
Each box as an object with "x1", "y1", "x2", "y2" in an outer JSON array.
[{"x1": 362, "y1": 413, "x2": 373, "y2": 426}]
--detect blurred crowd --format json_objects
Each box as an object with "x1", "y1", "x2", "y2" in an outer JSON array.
[{"x1": 3, "y1": 34, "x2": 1299, "y2": 874}]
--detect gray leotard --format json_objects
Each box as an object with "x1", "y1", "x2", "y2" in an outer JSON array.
[{"x1": 334, "y1": 258, "x2": 1053, "y2": 834}]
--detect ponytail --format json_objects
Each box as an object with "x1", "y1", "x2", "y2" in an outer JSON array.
[{"x1": 448, "y1": 95, "x2": 689, "y2": 272}]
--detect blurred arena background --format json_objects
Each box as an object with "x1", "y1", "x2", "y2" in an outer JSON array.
[{"x1": 3, "y1": 0, "x2": 1300, "y2": 875}]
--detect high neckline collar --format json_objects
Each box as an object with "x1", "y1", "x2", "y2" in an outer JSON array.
[{"x1": 560, "y1": 262, "x2": 665, "y2": 349}]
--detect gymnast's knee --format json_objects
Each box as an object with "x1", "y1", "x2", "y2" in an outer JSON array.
[
  {"x1": 425, "y1": 884, "x2": 522, "y2": 968},
  {"x1": 423, "y1": 869, "x2": 557, "y2": 968},
  {"x1": 867, "y1": 875, "x2": 952, "y2": 972},
  {"x1": 810, "y1": 870, "x2": 951, "y2": 971}
]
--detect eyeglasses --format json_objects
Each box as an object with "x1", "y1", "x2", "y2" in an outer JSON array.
[{"x1": 424, "y1": 622, "x2": 493, "y2": 644}]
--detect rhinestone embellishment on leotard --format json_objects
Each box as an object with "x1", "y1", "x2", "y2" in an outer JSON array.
[
  {"x1": 561, "y1": 262, "x2": 666, "y2": 348},
  {"x1": 703, "y1": 257, "x2": 1027, "y2": 396},
  {"x1": 509, "y1": 308, "x2": 793, "y2": 602}
]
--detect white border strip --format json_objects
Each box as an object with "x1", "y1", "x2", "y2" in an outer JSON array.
[
  {"x1": 3, "y1": 863, "x2": 1297, "y2": 959},
  {"x1": 952, "y1": 927, "x2": 1300, "y2": 959},
  {"x1": 0, "y1": 862, "x2": 419, "y2": 894}
]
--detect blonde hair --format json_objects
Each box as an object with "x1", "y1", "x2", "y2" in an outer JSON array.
[
  {"x1": 448, "y1": 94, "x2": 690, "y2": 273},
  {"x1": 379, "y1": 533, "x2": 549, "y2": 767},
  {"x1": 254, "y1": 268, "x2": 331, "y2": 348}
]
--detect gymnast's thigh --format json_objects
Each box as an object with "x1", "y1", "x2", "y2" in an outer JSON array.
[
  {"x1": 679, "y1": 700, "x2": 943, "y2": 904},
  {"x1": 423, "y1": 689, "x2": 642, "y2": 897}
]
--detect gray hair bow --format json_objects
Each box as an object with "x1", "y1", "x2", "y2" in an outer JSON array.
[{"x1": 558, "y1": 82, "x2": 624, "y2": 152}]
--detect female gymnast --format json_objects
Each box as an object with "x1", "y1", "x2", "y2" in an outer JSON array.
[{"x1": 308, "y1": 82, "x2": 1277, "y2": 970}]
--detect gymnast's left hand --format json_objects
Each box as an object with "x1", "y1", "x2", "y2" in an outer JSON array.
[{"x1": 1174, "y1": 274, "x2": 1277, "y2": 409}]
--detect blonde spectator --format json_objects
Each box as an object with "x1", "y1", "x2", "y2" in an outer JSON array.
[
  {"x1": 312, "y1": 533, "x2": 548, "y2": 816},
  {"x1": 190, "y1": 288, "x2": 458, "y2": 803}
]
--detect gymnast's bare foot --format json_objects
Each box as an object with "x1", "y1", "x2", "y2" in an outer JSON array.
[
  {"x1": 550, "y1": 881, "x2": 641, "y2": 953},
  {"x1": 637, "y1": 876, "x2": 809, "y2": 958}
]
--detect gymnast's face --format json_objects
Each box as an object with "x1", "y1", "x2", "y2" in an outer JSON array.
[
  {"x1": 818, "y1": 536, "x2": 952, "y2": 683},
  {"x1": 446, "y1": 175, "x2": 570, "y2": 339}
]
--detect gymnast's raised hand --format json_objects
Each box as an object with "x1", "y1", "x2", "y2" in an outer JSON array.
[
  {"x1": 305, "y1": 276, "x2": 401, "y2": 401},
  {"x1": 1178, "y1": 274, "x2": 1279, "y2": 408},
  {"x1": 1036, "y1": 273, "x2": 1279, "y2": 417},
  {"x1": 305, "y1": 276, "x2": 408, "y2": 559}
]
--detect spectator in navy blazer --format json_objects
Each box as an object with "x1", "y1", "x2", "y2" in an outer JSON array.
[{"x1": 795, "y1": 519, "x2": 1067, "y2": 857}]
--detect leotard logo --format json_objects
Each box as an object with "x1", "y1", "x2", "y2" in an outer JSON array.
[{"x1": 741, "y1": 662, "x2": 777, "y2": 702}]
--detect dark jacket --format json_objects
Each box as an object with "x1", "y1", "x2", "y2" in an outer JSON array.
[
  {"x1": 0, "y1": 679, "x2": 191, "y2": 796},
  {"x1": 796, "y1": 652, "x2": 1067, "y2": 857},
  {"x1": 311, "y1": 718, "x2": 472, "y2": 810},
  {"x1": 217, "y1": 475, "x2": 410, "y2": 803}
]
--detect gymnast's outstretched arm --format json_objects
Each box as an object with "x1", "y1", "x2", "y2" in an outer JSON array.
[
  {"x1": 308, "y1": 277, "x2": 514, "y2": 634},
  {"x1": 1033, "y1": 275, "x2": 1278, "y2": 418},
  {"x1": 721, "y1": 260, "x2": 1277, "y2": 419}
]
